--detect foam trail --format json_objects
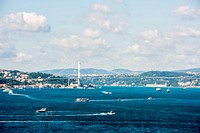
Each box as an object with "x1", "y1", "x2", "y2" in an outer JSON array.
[
  {"x1": 90, "y1": 98, "x2": 173, "y2": 102},
  {"x1": 90, "y1": 98, "x2": 147, "y2": 102},
  {"x1": 9, "y1": 91, "x2": 40, "y2": 100},
  {"x1": 37, "y1": 113, "x2": 115, "y2": 117},
  {"x1": 0, "y1": 112, "x2": 115, "y2": 117}
]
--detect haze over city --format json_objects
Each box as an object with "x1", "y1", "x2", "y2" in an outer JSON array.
[{"x1": 0, "y1": 0, "x2": 200, "y2": 72}]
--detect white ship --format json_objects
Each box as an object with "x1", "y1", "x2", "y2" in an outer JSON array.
[
  {"x1": 102, "y1": 91, "x2": 112, "y2": 94},
  {"x1": 100, "y1": 111, "x2": 115, "y2": 115},
  {"x1": 36, "y1": 108, "x2": 47, "y2": 112},
  {"x1": 156, "y1": 88, "x2": 162, "y2": 91},
  {"x1": 75, "y1": 98, "x2": 89, "y2": 102}
]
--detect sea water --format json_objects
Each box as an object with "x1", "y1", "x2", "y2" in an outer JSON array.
[{"x1": 0, "y1": 87, "x2": 200, "y2": 132}]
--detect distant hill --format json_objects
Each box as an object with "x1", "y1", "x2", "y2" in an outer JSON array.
[
  {"x1": 40, "y1": 68, "x2": 140, "y2": 75},
  {"x1": 111, "y1": 69, "x2": 134, "y2": 75},
  {"x1": 141, "y1": 71, "x2": 192, "y2": 77},
  {"x1": 40, "y1": 68, "x2": 200, "y2": 76},
  {"x1": 175, "y1": 68, "x2": 200, "y2": 73}
]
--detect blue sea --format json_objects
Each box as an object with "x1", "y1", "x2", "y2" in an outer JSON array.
[{"x1": 0, "y1": 87, "x2": 200, "y2": 133}]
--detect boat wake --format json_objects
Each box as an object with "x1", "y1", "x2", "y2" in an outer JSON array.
[
  {"x1": 90, "y1": 98, "x2": 175, "y2": 102},
  {"x1": 1, "y1": 111, "x2": 116, "y2": 117},
  {"x1": 10, "y1": 93, "x2": 40, "y2": 100},
  {"x1": 90, "y1": 98, "x2": 147, "y2": 102},
  {"x1": 4, "y1": 90, "x2": 40, "y2": 100}
]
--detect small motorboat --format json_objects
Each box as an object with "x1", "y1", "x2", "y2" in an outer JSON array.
[
  {"x1": 166, "y1": 88, "x2": 170, "y2": 92},
  {"x1": 100, "y1": 111, "x2": 116, "y2": 115},
  {"x1": 102, "y1": 91, "x2": 112, "y2": 94},
  {"x1": 36, "y1": 108, "x2": 47, "y2": 112},
  {"x1": 107, "y1": 111, "x2": 115, "y2": 115},
  {"x1": 147, "y1": 97, "x2": 153, "y2": 100}
]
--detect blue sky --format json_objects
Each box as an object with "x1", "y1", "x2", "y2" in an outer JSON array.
[{"x1": 0, "y1": 0, "x2": 200, "y2": 72}]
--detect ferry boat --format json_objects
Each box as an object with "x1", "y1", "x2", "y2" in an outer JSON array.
[
  {"x1": 156, "y1": 88, "x2": 162, "y2": 91},
  {"x1": 102, "y1": 91, "x2": 112, "y2": 94},
  {"x1": 75, "y1": 98, "x2": 89, "y2": 102},
  {"x1": 36, "y1": 108, "x2": 47, "y2": 112}
]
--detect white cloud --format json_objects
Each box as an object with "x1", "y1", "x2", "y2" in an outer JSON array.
[
  {"x1": 175, "y1": 45, "x2": 194, "y2": 55},
  {"x1": 13, "y1": 53, "x2": 32, "y2": 62},
  {"x1": 50, "y1": 35, "x2": 108, "y2": 51},
  {"x1": 0, "y1": 43, "x2": 16, "y2": 58},
  {"x1": 115, "y1": 0, "x2": 124, "y2": 4},
  {"x1": 140, "y1": 30, "x2": 160, "y2": 42},
  {"x1": 113, "y1": 24, "x2": 126, "y2": 33},
  {"x1": 88, "y1": 14, "x2": 111, "y2": 30},
  {"x1": 127, "y1": 44, "x2": 141, "y2": 53},
  {"x1": 89, "y1": 3, "x2": 127, "y2": 33},
  {"x1": 92, "y1": 3, "x2": 111, "y2": 13},
  {"x1": 122, "y1": 27, "x2": 200, "y2": 70},
  {"x1": 175, "y1": 6, "x2": 200, "y2": 18},
  {"x1": 175, "y1": 26, "x2": 200, "y2": 37},
  {"x1": 0, "y1": 12, "x2": 50, "y2": 33},
  {"x1": 82, "y1": 28, "x2": 100, "y2": 38},
  {"x1": 49, "y1": 33, "x2": 111, "y2": 65},
  {"x1": 139, "y1": 30, "x2": 172, "y2": 48}
]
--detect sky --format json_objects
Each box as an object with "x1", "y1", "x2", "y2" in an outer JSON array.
[{"x1": 0, "y1": 0, "x2": 200, "y2": 72}]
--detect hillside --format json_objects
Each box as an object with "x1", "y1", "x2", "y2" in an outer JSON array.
[
  {"x1": 175, "y1": 68, "x2": 200, "y2": 73},
  {"x1": 140, "y1": 71, "x2": 192, "y2": 77}
]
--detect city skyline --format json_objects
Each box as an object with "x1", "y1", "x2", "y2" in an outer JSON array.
[{"x1": 0, "y1": 0, "x2": 200, "y2": 72}]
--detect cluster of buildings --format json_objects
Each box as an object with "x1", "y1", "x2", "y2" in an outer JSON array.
[
  {"x1": 1, "y1": 64, "x2": 200, "y2": 89},
  {"x1": 0, "y1": 69, "x2": 69, "y2": 89},
  {"x1": 0, "y1": 62, "x2": 82, "y2": 89}
]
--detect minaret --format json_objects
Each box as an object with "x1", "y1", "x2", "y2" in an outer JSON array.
[{"x1": 78, "y1": 61, "x2": 81, "y2": 87}]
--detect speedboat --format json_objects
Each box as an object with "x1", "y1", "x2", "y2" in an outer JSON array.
[
  {"x1": 36, "y1": 108, "x2": 47, "y2": 112},
  {"x1": 156, "y1": 88, "x2": 162, "y2": 91},
  {"x1": 75, "y1": 98, "x2": 89, "y2": 102},
  {"x1": 107, "y1": 111, "x2": 115, "y2": 115},
  {"x1": 100, "y1": 111, "x2": 115, "y2": 115}
]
